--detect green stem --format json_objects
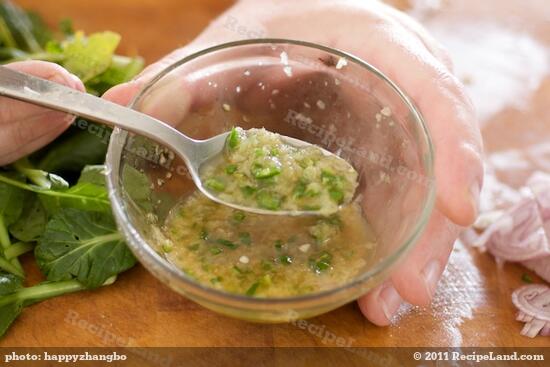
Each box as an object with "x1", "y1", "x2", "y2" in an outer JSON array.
[
  {"x1": 0, "y1": 256, "x2": 24, "y2": 278},
  {"x1": 0, "y1": 279, "x2": 85, "y2": 307},
  {"x1": 0, "y1": 216, "x2": 24, "y2": 275},
  {"x1": 0, "y1": 174, "x2": 109, "y2": 205},
  {"x1": 12, "y1": 158, "x2": 50, "y2": 189},
  {"x1": 0, "y1": 215, "x2": 10, "y2": 250},
  {"x1": 0, "y1": 17, "x2": 16, "y2": 48},
  {"x1": 0, "y1": 276, "x2": 116, "y2": 308},
  {"x1": 4, "y1": 242, "x2": 34, "y2": 260}
]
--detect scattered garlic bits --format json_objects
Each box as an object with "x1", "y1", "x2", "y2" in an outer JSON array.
[{"x1": 200, "y1": 127, "x2": 359, "y2": 214}]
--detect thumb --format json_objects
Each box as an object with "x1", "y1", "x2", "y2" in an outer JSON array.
[{"x1": 0, "y1": 61, "x2": 85, "y2": 165}]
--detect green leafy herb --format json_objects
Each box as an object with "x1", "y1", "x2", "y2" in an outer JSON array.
[
  {"x1": 34, "y1": 122, "x2": 112, "y2": 177},
  {"x1": 35, "y1": 208, "x2": 136, "y2": 288},
  {"x1": 0, "y1": 174, "x2": 25, "y2": 275},
  {"x1": 0, "y1": 273, "x2": 113, "y2": 338},
  {"x1": 121, "y1": 165, "x2": 152, "y2": 212},
  {"x1": 0, "y1": 2, "x2": 143, "y2": 339},
  {"x1": 61, "y1": 31, "x2": 121, "y2": 82},
  {"x1": 8, "y1": 193, "x2": 47, "y2": 242},
  {"x1": 12, "y1": 157, "x2": 68, "y2": 190},
  {"x1": 58, "y1": 18, "x2": 73, "y2": 36},
  {"x1": 0, "y1": 171, "x2": 110, "y2": 215}
]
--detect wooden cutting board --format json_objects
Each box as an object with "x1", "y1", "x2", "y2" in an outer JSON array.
[{"x1": 1, "y1": 0, "x2": 549, "y2": 348}]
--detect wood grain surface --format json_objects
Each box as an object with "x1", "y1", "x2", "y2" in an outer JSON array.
[{"x1": 1, "y1": 0, "x2": 549, "y2": 348}]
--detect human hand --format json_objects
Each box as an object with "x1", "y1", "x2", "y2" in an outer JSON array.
[
  {"x1": 0, "y1": 61, "x2": 84, "y2": 166},
  {"x1": 104, "y1": 0, "x2": 483, "y2": 325}
]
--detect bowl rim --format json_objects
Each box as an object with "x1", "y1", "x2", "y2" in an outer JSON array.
[{"x1": 106, "y1": 38, "x2": 436, "y2": 307}]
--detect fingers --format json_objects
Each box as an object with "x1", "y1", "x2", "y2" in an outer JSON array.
[
  {"x1": 0, "y1": 61, "x2": 85, "y2": 165},
  {"x1": 376, "y1": 1, "x2": 454, "y2": 71},
  {"x1": 354, "y1": 18, "x2": 483, "y2": 227},
  {"x1": 358, "y1": 209, "x2": 460, "y2": 325},
  {"x1": 357, "y1": 281, "x2": 403, "y2": 326}
]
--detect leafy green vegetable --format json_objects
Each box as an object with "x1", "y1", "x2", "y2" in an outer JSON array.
[
  {"x1": 121, "y1": 165, "x2": 152, "y2": 212},
  {"x1": 0, "y1": 272, "x2": 23, "y2": 336},
  {"x1": 77, "y1": 165, "x2": 107, "y2": 186},
  {"x1": 0, "y1": 0, "x2": 41, "y2": 53},
  {"x1": 0, "y1": 172, "x2": 111, "y2": 215},
  {"x1": 35, "y1": 209, "x2": 136, "y2": 288},
  {"x1": 3, "y1": 242, "x2": 34, "y2": 260},
  {"x1": 35, "y1": 121, "x2": 111, "y2": 176},
  {"x1": 9, "y1": 193, "x2": 47, "y2": 242},
  {"x1": 87, "y1": 55, "x2": 144, "y2": 95},
  {"x1": 60, "y1": 31, "x2": 121, "y2": 82},
  {"x1": 12, "y1": 157, "x2": 68, "y2": 190},
  {"x1": 0, "y1": 256, "x2": 23, "y2": 278},
  {"x1": 58, "y1": 18, "x2": 73, "y2": 37},
  {"x1": 0, "y1": 273, "x2": 114, "y2": 338},
  {"x1": 0, "y1": 2, "x2": 143, "y2": 339},
  {"x1": 0, "y1": 174, "x2": 25, "y2": 275}
]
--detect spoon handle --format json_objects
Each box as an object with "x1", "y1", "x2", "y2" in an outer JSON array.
[{"x1": 0, "y1": 66, "x2": 196, "y2": 159}]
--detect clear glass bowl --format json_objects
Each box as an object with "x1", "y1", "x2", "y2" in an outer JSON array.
[{"x1": 106, "y1": 39, "x2": 435, "y2": 322}]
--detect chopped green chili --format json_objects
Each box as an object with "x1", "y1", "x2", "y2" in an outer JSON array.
[
  {"x1": 205, "y1": 178, "x2": 225, "y2": 192},
  {"x1": 228, "y1": 127, "x2": 240, "y2": 149}
]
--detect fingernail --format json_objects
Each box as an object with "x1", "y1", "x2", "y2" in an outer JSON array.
[
  {"x1": 51, "y1": 72, "x2": 81, "y2": 90},
  {"x1": 421, "y1": 259, "x2": 441, "y2": 300},
  {"x1": 68, "y1": 73, "x2": 83, "y2": 90},
  {"x1": 379, "y1": 284, "x2": 403, "y2": 322}
]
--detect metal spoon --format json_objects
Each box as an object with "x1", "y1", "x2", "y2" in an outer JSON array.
[{"x1": 0, "y1": 66, "x2": 338, "y2": 216}]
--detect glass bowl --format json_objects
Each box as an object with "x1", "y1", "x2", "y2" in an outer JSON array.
[{"x1": 105, "y1": 39, "x2": 435, "y2": 322}]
